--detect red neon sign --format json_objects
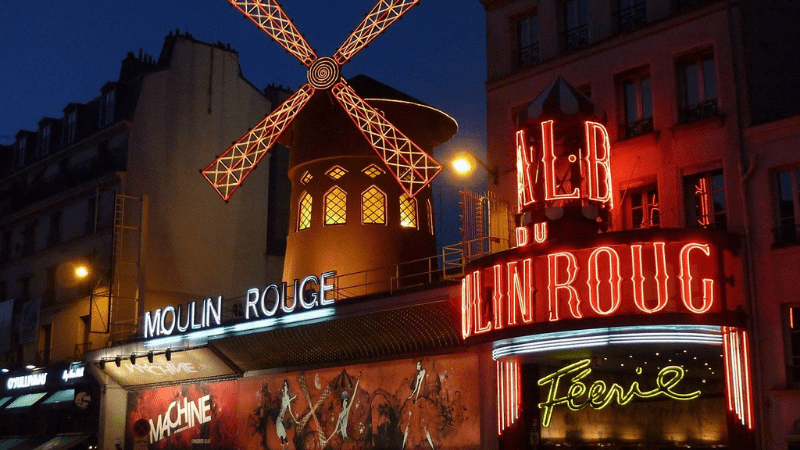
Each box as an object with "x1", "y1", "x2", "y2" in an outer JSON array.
[
  {"x1": 515, "y1": 120, "x2": 613, "y2": 212},
  {"x1": 461, "y1": 240, "x2": 722, "y2": 338}
]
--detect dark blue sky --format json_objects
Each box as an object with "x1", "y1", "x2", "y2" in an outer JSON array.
[{"x1": 0, "y1": 0, "x2": 489, "y2": 247}]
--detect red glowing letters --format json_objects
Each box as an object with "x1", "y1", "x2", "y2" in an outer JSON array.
[{"x1": 461, "y1": 241, "x2": 720, "y2": 338}]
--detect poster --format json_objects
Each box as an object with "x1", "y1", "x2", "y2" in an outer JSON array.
[{"x1": 125, "y1": 380, "x2": 238, "y2": 450}]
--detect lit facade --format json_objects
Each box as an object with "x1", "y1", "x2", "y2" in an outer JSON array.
[
  {"x1": 0, "y1": 32, "x2": 290, "y2": 446},
  {"x1": 482, "y1": 0, "x2": 800, "y2": 448}
]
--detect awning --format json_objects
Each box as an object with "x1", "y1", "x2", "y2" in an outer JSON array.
[
  {"x1": 4, "y1": 393, "x2": 47, "y2": 409},
  {"x1": 30, "y1": 434, "x2": 91, "y2": 450},
  {"x1": 0, "y1": 438, "x2": 29, "y2": 450},
  {"x1": 209, "y1": 283, "x2": 464, "y2": 371},
  {"x1": 40, "y1": 390, "x2": 74, "y2": 405}
]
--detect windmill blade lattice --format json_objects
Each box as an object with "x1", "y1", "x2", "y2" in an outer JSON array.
[
  {"x1": 332, "y1": 81, "x2": 442, "y2": 196},
  {"x1": 201, "y1": 84, "x2": 314, "y2": 200},
  {"x1": 202, "y1": 0, "x2": 442, "y2": 200}
]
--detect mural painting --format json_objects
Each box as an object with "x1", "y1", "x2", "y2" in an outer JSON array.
[
  {"x1": 125, "y1": 353, "x2": 479, "y2": 450},
  {"x1": 238, "y1": 353, "x2": 480, "y2": 450}
]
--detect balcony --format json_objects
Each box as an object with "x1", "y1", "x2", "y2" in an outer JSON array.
[
  {"x1": 619, "y1": 2, "x2": 647, "y2": 31},
  {"x1": 0, "y1": 147, "x2": 126, "y2": 216},
  {"x1": 621, "y1": 117, "x2": 654, "y2": 139},
  {"x1": 678, "y1": 98, "x2": 718, "y2": 125},
  {"x1": 565, "y1": 24, "x2": 589, "y2": 51}
]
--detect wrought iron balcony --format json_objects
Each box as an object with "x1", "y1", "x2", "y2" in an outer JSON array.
[
  {"x1": 519, "y1": 43, "x2": 540, "y2": 67},
  {"x1": 772, "y1": 223, "x2": 800, "y2": 247},
  {"x1": 671, "y1": 0, "x2": 713, "y2": 13},
  {"x1": 678, "y1": 98, "x2": 718, "y2": 124},
  {"x1": 565, "y1": 24, "x2": 589, "y2": 51},
  {"x1": 619, "y1": 2, "x2": 647, "y2": 31},
  {"x1": 621, "y1": 117, "x2": 654, "y2": 139}
]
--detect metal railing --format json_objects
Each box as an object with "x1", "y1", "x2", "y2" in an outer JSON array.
[
  {"x1": 618, "y1": 1, "x2": 647, "y2": 31},
  {"x1": 678, "y1": 98, "x2": 719, "y2": 124},
  {"x1": 565, "y1": 24, "x2": 589, "y2": 51},
  {"x1": 621, "y1": 117, "x2": 654, "y2": 139}
]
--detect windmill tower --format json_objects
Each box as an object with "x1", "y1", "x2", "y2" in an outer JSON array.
[{"x1": 202, "y1": 1, "x2": 457, "y2": 295}]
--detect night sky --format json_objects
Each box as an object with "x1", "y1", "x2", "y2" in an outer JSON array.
[{"x1": 0, "y1": 0, "x2": 489, "y2": 248}]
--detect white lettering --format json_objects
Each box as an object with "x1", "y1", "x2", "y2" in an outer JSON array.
[{"x1": 148, "y1": 394, "x2": 212, "y2": 443}]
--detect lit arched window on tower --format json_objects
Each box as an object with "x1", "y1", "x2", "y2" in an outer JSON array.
[
  {"x1": 298, "y1": 192, "x2": 312, "y2": 230},
  {"x1": 325, "y1": 186, "x2": 347, "y2": 225},
  {"x1": 399, "y1": 193, "x2": 418, "y2": 228},
  {"x1": 362, "y1": 186, "x2": 386, "y2": 224}
]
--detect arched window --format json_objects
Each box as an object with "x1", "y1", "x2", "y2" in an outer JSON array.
[
  {"x1": 362, "y1": 186, "x2": 386, "y2": 224},
  {"x1": 399, "y1": 193, "x2": 417, "y2": 228},
  {"x1": 325, "y1": 186, "x2": 347, "y2": 225},
  {"x1": 298, "y1": 191, "x2": 312, "y2": 230}
]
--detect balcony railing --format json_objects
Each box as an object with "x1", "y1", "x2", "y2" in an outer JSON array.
[
  {"x1": 519, "y1": 43, "x2": 540, "y2": 67},
  {"x1": 678, "y1": 98, "x2": 718, "y2": 124},
  {"x1": 565, "y1": 24, "x2": 589, "y2": 51},
  {"x1": 773, "y1": 223, "x2": 800, "y2": 247},
  {"x1": 619, "y1": 2, "x2": 647, "y2": 31},
  {"x1": 671, "y1": 0, "x2": 713, "y2": 13},
  {"x1": 621, "y1": 117, "x2": 654, "y2": 139}
]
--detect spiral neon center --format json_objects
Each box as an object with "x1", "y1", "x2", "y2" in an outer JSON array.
[{"x1": 308, "y1": 57, "x2": 340, "y2": 89}]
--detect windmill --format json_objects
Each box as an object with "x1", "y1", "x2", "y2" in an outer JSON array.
[{"x1": 201, "y1": 0, "x2": 442, "y2": 201}]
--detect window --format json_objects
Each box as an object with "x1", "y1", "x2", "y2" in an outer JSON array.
[
  {"x1": 64, "y1": 109, "x2": 77, "y2": 145},
  {"x1": 399, "y1": 193, "x2": 418, "y2": 228},
  {"x1": 45, "y1": 266, "x2": 57, "y2": 305},
  {"x1": 101, "y1": 89, "x2": 116, "y2": 126},
  {"x1": 38, "y1": 123, "x2": 51, "y2": 157},
  {"x1": 298, "y1": 192, "x2": 312, "y2": 230},
  {"x1": 671, "y1": 0, "x2": 712, "y2": 13},
  {"x1": 326, "y1": 166, "x2": 347, "y2": 180},
  {"x1": 676, "y1": 50, "x2": 718, "y2": 124},
  {"x1": 13, "y1": 136, "x2": 27, "y2": 170},
  {"x1": 563, "y1": 0, "x2": 589, "y2": 50},
  {"x1": 38, "y1": 323, "x2": 52, "y2": 365},
  {"x1": 361, "y1": 186, "x2": 386, "y2": 225},
  {"x1": 786, "y1": 305, "x2": 800, "y2": 384},
  {"x1": 623, "y1": 185, "x2": 659, "y2": 229},
  {"x1": 684, "y1": 169, "x2": 726, "y2": 230},
  {"x1": 774, "y1": 167, "x2": 800, "y2": 246},
  {"x1": 0, "y1": 231, "x2": 10, "y2": 263},
  {"x1": 619, "y1": 69, "x2": 653, "y2": 139},
  {"x1": 21, "y1": 222, "x2": 36, "y2": 257},
  {"x1": 517, "y1": 13, "x2": 539, "y2": 67},
  {"x1": 47, "y1": 210, "x2": 62, "y2": 247},
  {"x1": 618, "y1": 0, "x2": 646, "y2": 31},
  {"x1": 362, "y1": 164, "x2": 384, "y2": 178},
  {"x1": 301, "y1": 171, "x2": 313, "y2": 185},
  {"x1": 325, "y1": 187, "x2": 347, "y2": 225}
]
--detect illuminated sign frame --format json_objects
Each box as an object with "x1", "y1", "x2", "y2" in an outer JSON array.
[{"x1": 461, "y1": 230, "x2": 735, "y2": 341}]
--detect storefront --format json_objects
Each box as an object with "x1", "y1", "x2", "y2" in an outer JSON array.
[{"x1": 0, "y1": 362, "x2": 97, "y2": 450}]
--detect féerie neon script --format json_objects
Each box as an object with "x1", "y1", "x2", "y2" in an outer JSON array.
[{"x1": 537, "y1": 359, "x2": 701, "y2": 427}]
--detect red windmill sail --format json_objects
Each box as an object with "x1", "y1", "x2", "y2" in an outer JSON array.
[{"x1": 201, "y1": 0, "x2": 442, "y2": 201}]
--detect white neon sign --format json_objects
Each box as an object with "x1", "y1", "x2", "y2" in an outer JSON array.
[{"x1": 143, "y1": 271, "x2": 336, "y2": 339}]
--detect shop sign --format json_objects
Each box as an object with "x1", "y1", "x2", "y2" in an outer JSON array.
[
  {"x1": 6, "y1": 372, "x2": 47, "y2": 390},
  {"x1": 462, "y1": 240, "x2": 722, "y2": 339},
  {"x1": 61, "y1": 365, "x2": 85, "y2": 382},
  {"x1": 537, "y1": 359, "x2": 701, "y2": 427},
  {"x1": 143, "y1": 271, "x2": 336, "y2": 339}
]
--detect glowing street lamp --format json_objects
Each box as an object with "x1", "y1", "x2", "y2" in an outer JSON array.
[
  {"x1": 74, "y1": 265, "x2": 89, "y2": 279},
  {"x1": 451, "y1": 152, "x2": 498, "y2": 184}
]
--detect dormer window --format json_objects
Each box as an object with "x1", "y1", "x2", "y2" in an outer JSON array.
[
  {"x1": 14, "y1": 136, "x2": 27, "y2": 170},
  {"x1": 64, "y1": 109, "x2": 78, "y2": 145},
  {"x1": 38, "y1": 123, "x2": 51, "y2": 158},
  {"x1": 100, "y1": 86, "x2": 116, "y2": 126}
]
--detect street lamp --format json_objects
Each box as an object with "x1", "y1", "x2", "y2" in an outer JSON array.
[
  {"x1": 74, "y1": 265, "x2": 89, "y2": 279},
  {"x1": 450, "y1": 152, "x2": 498, "y2": 185}
]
